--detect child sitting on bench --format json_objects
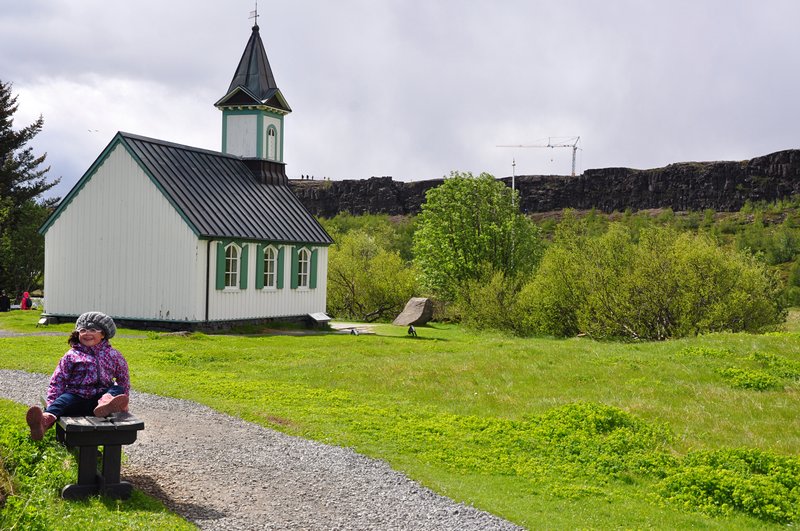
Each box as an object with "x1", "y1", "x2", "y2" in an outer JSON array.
[{"x1": 26, "y1": 311, "x2": 131, "y2": 440}]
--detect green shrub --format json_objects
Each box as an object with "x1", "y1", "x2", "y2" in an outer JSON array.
[
  {"x1": 516, "y1": 246, "x2": 582, "y2": 337},
  {"x1": 454, "y1": 267, "x2": 526, "y2": 333},
  {"x1": 517, "y1": 222, "x2": 786, "y2": 339},
  {"x1": 327, "y1": 230, "x2": 418, "y2": 321}
]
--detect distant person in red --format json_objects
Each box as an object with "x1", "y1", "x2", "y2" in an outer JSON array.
[{"x1": 20, "y1": 292, "x2": 32, "y2": 310}]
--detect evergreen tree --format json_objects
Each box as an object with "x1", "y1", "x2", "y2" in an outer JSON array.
[{"x1": 0, "y1": 80, "x2": 59, "y2": 296}]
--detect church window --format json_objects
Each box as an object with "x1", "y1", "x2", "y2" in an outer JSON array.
[
  {"x1": 297, "y1": 248, "x2": 310, "y2": 288},
  {"x1": 225, "y1": 244, "x2": 240, "y2": 288},
  {"x1": 263, "y1": 246, "x2": 277, "y2": 288}
]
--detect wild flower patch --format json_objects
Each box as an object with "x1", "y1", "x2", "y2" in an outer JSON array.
[
  {"x1": 352, "y1": 401, "x2": 799, "y2": 524},
  {"x1": 676, "y1": 346, "x2": 734, "y2": 359},
  {"x1": 750, "y1": 351, "x2": 800, "y2": 380},
  {"x1": 658, "y1": 448, "x2": 800, "y2": 524},
  {"x1": 717, "y1": 367, "x2": 782, "y2": 390}
]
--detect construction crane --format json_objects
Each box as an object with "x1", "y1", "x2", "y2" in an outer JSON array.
[{"x1": 497, "y1": 136, "x2": 581, "y2": 176}]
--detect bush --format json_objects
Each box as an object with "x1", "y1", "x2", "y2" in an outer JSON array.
[
  {"x1": 327, "y1": 230, "x2": 418, "y2": 321},
  {"x1": 453, "y1": 267, "x2": 533, "y2": 333},
  {"x1": 517, "y1": 222, "x2": 786, "y2": 339}
]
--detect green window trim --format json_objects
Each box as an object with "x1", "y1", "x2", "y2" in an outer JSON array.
[
  {"x1": 310, "y1": 248, "x2": 318, "y2": 289},
  {"x1": 277, "y1": 246, "x2": 285, "y2": 289},
  {"x1": 289, "y1": 245, "x2": 319, "y2": 290},
  {"x1": 256, "y1": 244, "x2": 280, "y2": 290},
  {"x1": 239, "y1": 244, "x2": 249, "y2": 290},
  {"x1": 255, "y1": 244, "x2": 265, "y2": 289},
  {"x1": 290, "y1": 246, "x2": 299, "y2": 289},
  {"x1": 215, "y1": 240, "x2": 249, "y2": 290},
  {"x1": 215, "y1": 242, "x2": 226, "y2": 290}
]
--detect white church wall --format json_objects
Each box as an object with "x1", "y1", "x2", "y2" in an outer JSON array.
[
  {"x1": 207, "y1": 243, "x2": 328, "y2": 321},
  {"x1": 43, "y1": 144, "x2": 203, "y2": 321}
]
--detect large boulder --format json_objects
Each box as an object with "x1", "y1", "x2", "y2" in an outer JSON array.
[{"x1": 392, "y1": 297, "x2": 433, "y2": 326}]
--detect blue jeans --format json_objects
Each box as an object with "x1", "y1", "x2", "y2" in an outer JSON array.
[{"x1": 45, "y1": 385, "x2": 126, "y2": 418}]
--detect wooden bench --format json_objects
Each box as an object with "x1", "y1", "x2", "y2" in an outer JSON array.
[{"x1": 55, "y1": 413, "x2": 145, "y2": 500}]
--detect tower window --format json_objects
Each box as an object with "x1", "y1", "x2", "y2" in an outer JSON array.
[{"x1": 267, "y1": 126, "x2": 277, "y2": 160}]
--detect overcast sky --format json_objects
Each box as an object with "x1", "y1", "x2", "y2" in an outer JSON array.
[{"x1": 2, "y1": 0, "x2": 799, "y2": 201}]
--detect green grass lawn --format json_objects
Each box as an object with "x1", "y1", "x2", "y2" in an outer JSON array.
[{"x1": 1, "y1": 310, "x2": 799, "y2": 529}]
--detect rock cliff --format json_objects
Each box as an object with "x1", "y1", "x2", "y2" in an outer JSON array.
[{"x1": 289, "y1": 149, "x2": 800, "y2": 217}]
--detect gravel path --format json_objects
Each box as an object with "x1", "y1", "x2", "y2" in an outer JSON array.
[{"x1": 0, "y1": 369, "x2": 523, "y2": 531}]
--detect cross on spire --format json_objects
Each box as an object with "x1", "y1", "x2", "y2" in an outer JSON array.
[{"x1": 249, "y1": 1, "x2": 259, "y2": 26}]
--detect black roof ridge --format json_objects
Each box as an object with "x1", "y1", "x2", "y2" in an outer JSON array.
[{"x1": 118, "y1": 131, "x2": 241, "y2": 161}]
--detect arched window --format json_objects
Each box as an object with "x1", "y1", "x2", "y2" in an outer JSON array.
[
  {"x1": 297, "y1": 248, "x2": 310, "y2": 288},
  {"x1": 263, "y1": 246, "x2": 277, "y2": 288},
  {"x1": 267, "y1": 126, "x2": 277, "y2": 160},
  {"x1": 225, "y1": 244, "x2": 240, "y2": 288}
]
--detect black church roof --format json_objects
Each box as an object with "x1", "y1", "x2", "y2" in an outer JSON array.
[{"x1": 41, "y1": 132, "x2": 332, "y2": 246}]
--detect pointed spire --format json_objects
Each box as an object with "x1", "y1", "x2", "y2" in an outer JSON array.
[{"x1": 227, "y1": 24, "x2": 278, "y2": 101}]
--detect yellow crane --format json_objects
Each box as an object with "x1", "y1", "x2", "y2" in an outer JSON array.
[{"x1": 497, "y1": 136, "x2": 581, "y2": 176}]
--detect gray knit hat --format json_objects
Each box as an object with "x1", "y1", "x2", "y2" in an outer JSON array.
[{"x1": 75, "y1": 311, "x2": 116, "y2": 339}]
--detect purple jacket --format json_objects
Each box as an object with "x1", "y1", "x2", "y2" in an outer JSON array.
[{"x1": 47, "y1": 340, "x2": 130, "y2": 404}]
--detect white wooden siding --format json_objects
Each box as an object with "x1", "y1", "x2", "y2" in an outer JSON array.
[
  {"x1": 226, "y1": 114, "x2": 258, "y2": 157},
  {"x1": 43, "y1": 145, "x2": 204, "y2": 320},
  {"x1": 207, "y1": 243, "x2": 328, "y2": 321}
]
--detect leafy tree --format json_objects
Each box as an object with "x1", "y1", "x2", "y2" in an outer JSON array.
[
  {"x1": 327, "y1": 230, "x2": 417, "y2": 321},
  {"x1": 413, "y1": 171, "x2": 543, "y2": 302},
  {"x1": 0, "y1": 80, "x2": 59, "y2": 295}
]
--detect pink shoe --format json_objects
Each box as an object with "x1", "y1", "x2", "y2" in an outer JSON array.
[
  {"x1": 94, "y1": 393, "x2": 129, "y2": 417},
  {"x1": 26, "y1": 407, "x2": 56, "y2": 440}
]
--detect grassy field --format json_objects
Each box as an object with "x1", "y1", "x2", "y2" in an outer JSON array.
[{"x1": 1, "y1": 310, "x2": 799, "y2": 529}]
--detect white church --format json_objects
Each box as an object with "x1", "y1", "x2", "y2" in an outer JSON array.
[{"x1": 39, "y1": 22, "x2": 333, "y2": 329}]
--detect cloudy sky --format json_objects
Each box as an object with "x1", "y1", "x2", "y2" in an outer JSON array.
[{"x1": 2, "y1": 1, "x2": 799, "y2": 201}]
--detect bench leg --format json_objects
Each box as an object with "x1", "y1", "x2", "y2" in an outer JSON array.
[
  {"x1": 99, "y1": 444, "x2": 134, "y2": 500},
  {"x1": 62, "y1": 446, "x2": 100, "y2": 499},
  {"x1": 102, "y1": 444, "x2": 122, "y2": 484}
]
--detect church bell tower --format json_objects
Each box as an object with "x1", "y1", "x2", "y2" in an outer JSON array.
[{"x1": 214, "y1": 21, "x2": 291, "y2": 184}]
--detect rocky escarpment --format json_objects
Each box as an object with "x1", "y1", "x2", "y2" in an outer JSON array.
[{"x1": 289, "y1": 149, "x2": 800, "y2": 217}]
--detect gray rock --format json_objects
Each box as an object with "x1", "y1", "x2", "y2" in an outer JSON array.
[{"x1": 392, "y1": 297, "x2": 433, "y2": 326}]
